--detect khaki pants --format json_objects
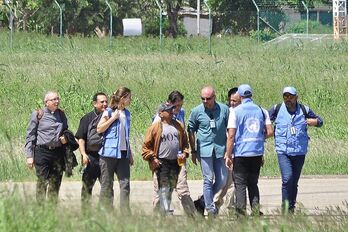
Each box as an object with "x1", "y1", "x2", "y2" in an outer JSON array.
[
  {"x1": 153, "y1": 164, "x2": 196, "y2": 215},
  {"x1": 214, "y1": 169, "x2": 235, "y2": 212}
]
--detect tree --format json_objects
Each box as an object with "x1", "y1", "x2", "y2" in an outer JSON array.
[{"x1": 164, "y1": 0, "x2": 183, "y2": 37}]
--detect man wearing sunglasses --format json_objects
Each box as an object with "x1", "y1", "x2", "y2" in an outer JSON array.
[
  {"x1": 75, "y1": 92, "x2": 108, "y2": 207},
  {"x1": 188, "y1": 86, "x2": 230, "y2": 217},
  {"x1": 268, "y1": 87, "x2": 323, "y2": 214}
]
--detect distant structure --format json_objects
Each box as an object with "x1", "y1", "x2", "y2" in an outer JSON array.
[{"x1": 333, "y1": 0, "x2": 347, "y2": 39}]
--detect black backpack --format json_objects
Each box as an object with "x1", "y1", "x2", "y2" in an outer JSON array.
[{"x1": 86, "y1": 113, "x2": 104, "y2": 152}]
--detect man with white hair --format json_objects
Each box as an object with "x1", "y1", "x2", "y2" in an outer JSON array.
[{"x1": 25, "y1": 91, "x2": 68, "y2": 203}]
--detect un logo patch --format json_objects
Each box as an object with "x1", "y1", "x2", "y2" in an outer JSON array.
[{"x1": 245, "y1": 118, "x2": 260, "y2": 133}]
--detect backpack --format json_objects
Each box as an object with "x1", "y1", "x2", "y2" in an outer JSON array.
[
  {"x1": 274, "y1": 103, "x2": 309, "y2": 119},
  {"x1": 86, "y1": 110, "x2": 111, "y2": 152}
]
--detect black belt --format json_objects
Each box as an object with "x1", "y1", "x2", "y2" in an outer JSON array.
[{"x1": 38, "y1": 145, "x2": 61, "y2": 150}]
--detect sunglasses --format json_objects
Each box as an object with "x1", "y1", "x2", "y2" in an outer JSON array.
[{"x1": 201, "y1": 96, "x2": 214, "y2": 101}]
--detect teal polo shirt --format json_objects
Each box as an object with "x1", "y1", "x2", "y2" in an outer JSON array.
[{"x1": 187, "y1": 102, "x2": 229, "y2": 158}]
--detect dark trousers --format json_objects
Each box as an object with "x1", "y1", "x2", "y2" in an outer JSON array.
[
  {"x1": 81, "y1": 154, "x2": 101, "y2": 205},
  {"x1": 34, "y1": 146, "x2": 65, "y2": 204},
  {"x1": 156, "y1": 159, "x2": 180, "y2": 213},
  {"x1": 277, "y1": 154, "x2": 306, "y2": 211},
  {"x1": 99, "y1": 152, "x2": 130, "y2": 213},
  {"x1": 233, "y1": 156, "x2": 263, "y2": 215}
]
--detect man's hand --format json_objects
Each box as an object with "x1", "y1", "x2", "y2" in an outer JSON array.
[
  {"x1": 81, "y1": 154, "x2": 89, "y2": 166},
  {"x1": 129, "y1": 154, "x2": 134, "y2": 166},
  {"x1": 306, "y1": 118, "x2": 318, "y2": 126},
  {"x1": 27, "y1": 157, "x2": 34, "y2": 169},
  {"x1": 225, "y1": 156, "x2": 233, "y2": 171},
  {"x1": 60, "y1": 135, "x2": 67, "y2": 144},
  {"x1": 191, "y1": 151, "x2": 197, "y2": 165},
  {"x1": 149, "y1": 158, "x2": 161, "y2": 171}
]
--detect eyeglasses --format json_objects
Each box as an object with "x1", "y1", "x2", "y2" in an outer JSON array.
[
  {"x1": 100, "y1": 100, "x2": 108, "y2": 103},
  {"x1": 201, "y1": 96, "x2": 214, "y2": 101},
  {"x1": 46, "y1": 97, "x2": 60, "y2": 102},
  {"x1": 283, "y1": 94, "x2": 296, "y2": 99}
]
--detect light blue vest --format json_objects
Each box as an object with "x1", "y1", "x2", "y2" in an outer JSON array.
[
  {"x1": 99, "y1": 107, "x2": 131, "y2": 159},
  {"x1": 274, "y1": 103, "x2": 308, "y2": 156},
  {"x1": 234, "y1": 99, "x2": 265, "y2": 157}
]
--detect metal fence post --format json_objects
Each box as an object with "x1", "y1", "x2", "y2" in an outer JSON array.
[
  {"x1": 154, "y1": 0, "x2": 163, "y2": 49},
  {"x1": 105, "y1": 0, "x2": 113, "y2": 48},
  {"x1": 302, "y1": 1, "x2": 309, "y2": 36},
  {"x1": 203, "y1": 0, "x2": 212, "y2": 55},
  {"x1": 54, "y1": 0, "x2": 63, "y2": 40},
  {"x1": 251, "y1": 0, "x2": 260, "y2": 42}
]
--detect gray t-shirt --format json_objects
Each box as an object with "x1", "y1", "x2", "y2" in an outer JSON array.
[{"x1": 158, "y1": 123, "x2": 179, "y2": 160}]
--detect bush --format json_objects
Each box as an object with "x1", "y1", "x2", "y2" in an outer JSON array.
[
  {"x1": 144, "y1": 17, "x2": 186, "y2": 37},
  {"x1": 287, "y1": 20, "x2": 332, "y2": 34},
  {"x1": 249, "y1": 28, "x2": 277, "y2": 41}
]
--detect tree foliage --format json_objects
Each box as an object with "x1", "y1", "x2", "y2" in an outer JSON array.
[{"x1": 0, "y1": 0, "x2": 333, "y2": 36}]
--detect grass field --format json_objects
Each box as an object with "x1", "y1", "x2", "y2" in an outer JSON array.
[{"x1": 0, "y1": 32, "x2": 348, "y2": 182}]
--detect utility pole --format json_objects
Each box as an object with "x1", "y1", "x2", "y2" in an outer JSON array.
[{"x1": 333, "y1": 0, "x2": 347, "y2": 39}]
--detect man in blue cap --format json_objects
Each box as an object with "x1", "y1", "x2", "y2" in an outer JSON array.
[
  {"x1": 225, "y1": 84, "x2": 273, "y2": 216},
  {"x1": 268, "y1": 86, "x2": 323, "y2": 214}
]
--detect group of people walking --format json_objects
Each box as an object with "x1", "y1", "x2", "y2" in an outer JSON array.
[{"x1": 25, "y1": 84, "x2": 323, "y2": 217}]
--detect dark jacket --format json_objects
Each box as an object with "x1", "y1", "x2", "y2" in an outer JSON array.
[{"x1": 63, "y1": 130, "x2": 78, "y2": 177}]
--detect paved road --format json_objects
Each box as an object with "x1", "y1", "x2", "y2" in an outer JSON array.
[{"x1": 1, "y1": 176, "x2": 348, "y2": 215}]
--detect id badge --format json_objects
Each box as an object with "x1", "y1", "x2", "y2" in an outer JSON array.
[
  {"x1": 209, "y1": 119, "x2": 216, "y2": 129},
  {"x1": 290, "y1": 126, "x2": 296, "y2": 135}
]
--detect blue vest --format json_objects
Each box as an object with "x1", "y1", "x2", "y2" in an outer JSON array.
[
  {"x1": 234, "y1": 99, "x2": 265, "y2": 157},
  {"x1": 99, "y1": 107, "x2": 131, "y2": 159},
  {"x1": 274, "y1": 103, "x2": 308, "y2": 156}
]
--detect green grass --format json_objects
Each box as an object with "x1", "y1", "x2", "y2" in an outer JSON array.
[
  {"x1": 0, "y1": 192, "x2": 347, "y2": 232},
  {"x1": 0, "y1": 32, "x2": 348, "y2": 181}
]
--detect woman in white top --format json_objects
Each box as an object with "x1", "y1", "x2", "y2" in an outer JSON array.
[{"x1": 97, "y1": 87, "x2": 133, "y2": 212}]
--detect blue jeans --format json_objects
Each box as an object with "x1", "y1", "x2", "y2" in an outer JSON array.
[
  {"x1": 277, "y1": 153, "x2": 306, "y2": 210},
  {"x1": 200, "y1": 156, "x2": 227, "y2": 214}
]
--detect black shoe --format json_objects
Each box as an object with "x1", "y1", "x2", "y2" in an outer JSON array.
[
  {"x1": 193, "y1": 197, "x2": 205, "y2": 216},
  {"x1": 251, "y1": 210, "x2": 264, "y2": 217}
]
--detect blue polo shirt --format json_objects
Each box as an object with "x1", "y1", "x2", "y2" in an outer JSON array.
[{"x1": 187, "y1": 102, "x2": 229, "y2": 158}]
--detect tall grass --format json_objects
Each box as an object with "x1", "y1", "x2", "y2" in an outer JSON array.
[
  {"x1": 0, "y1": 32, "x2": 347, "y2": 180},
  {"x1": 0, "y1": 192, "x2": 347, "y2": 232}
]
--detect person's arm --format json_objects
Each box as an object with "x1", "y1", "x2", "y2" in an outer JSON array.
[
  {"x1": 263, "y1": 109, "x2": 274, "y2": 138},
  {"x1": 306, "y1": 108, "x2": 324, "y2": 127},
  {"x1": 188, "y1": 131, "x2": 197, "y2": 165},
  {"x1": 142, "y1": 126, "x2": 160, "y2": 171},
  {"x1": 24, "y1": 111, "x2": 39, "y2": 169},
  {"x1": 187, "y1": 110, "x2": 198, "y2": 165},
  {"x1": 78, "y1": 139, "x2": 89, "y2": 166},
  {"x1": 97, "y1": 109, "x2": 119, "y2": 133},
  {"x1": 225, "y1": 128, "x2": 236, "y2": 170}
]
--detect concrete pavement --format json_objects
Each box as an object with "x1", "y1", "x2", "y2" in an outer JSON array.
[{"x1": 1, "y1": 176, "x2": 347, "y2": 215}]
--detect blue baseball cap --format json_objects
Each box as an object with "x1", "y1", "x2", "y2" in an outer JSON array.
[
  {"x1": 238, "y1": 84, "x2": 253, "y2": 97},
  {"x1": 283, "y1": 86, "x2": 297, "y2": 96}
]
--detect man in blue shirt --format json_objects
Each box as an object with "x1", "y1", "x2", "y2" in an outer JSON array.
[
  {"x1": 269, "y1": 86, "x2": 323, "y2": 214},
  {"x1": 188, "y1": 86, "x2": 229, "y2": 216},
  {"x1": 225, "y1": 84, "x2": 273, "y2": 216}
]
